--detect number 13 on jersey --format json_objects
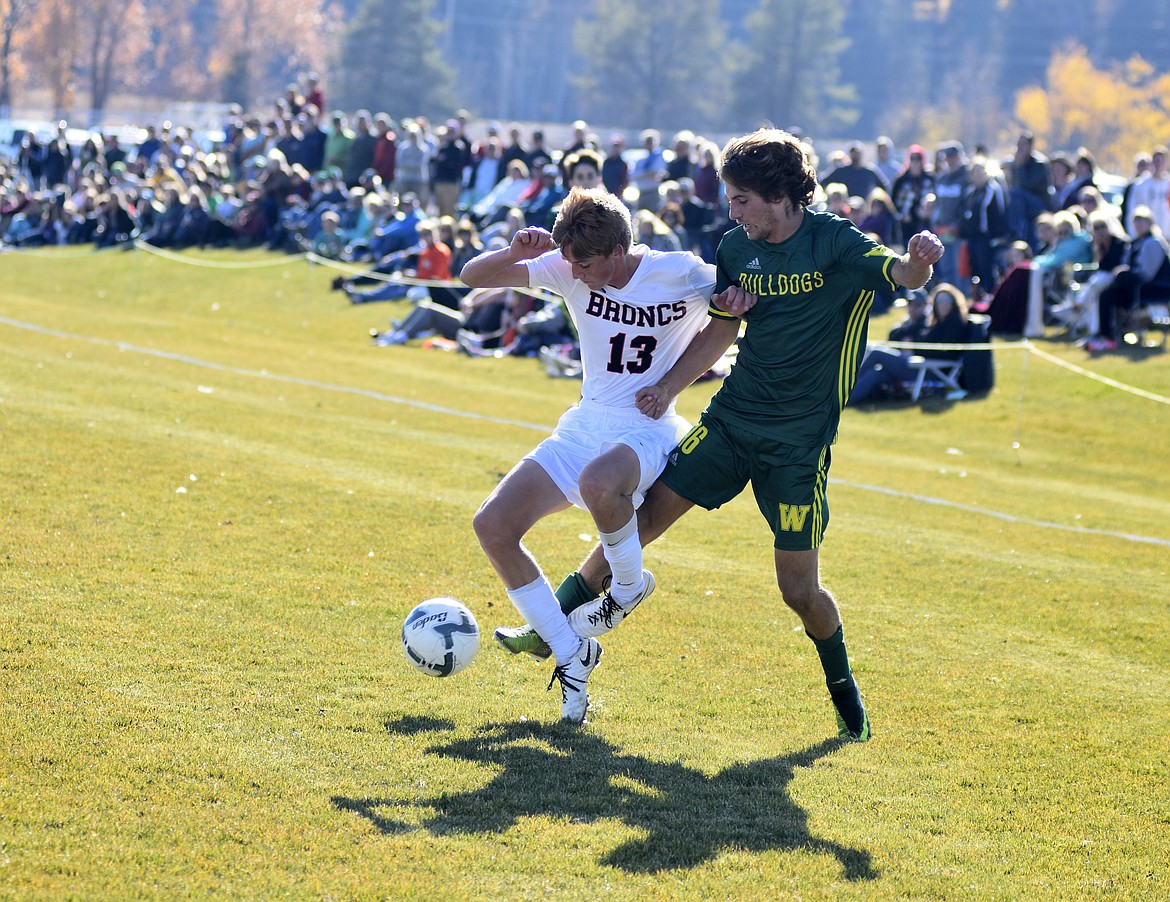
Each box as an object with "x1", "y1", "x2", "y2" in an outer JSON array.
[{"x1": 606, "y1": 332, "x2": 658, "y2": 374}]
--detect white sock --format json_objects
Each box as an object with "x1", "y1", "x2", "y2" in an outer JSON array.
[
  {"x1": 599, "y1": 513, "x2": 644, "y2": 605},
  {"x1": 506, "y1": 576, "x2": 581, "y2": 664}
]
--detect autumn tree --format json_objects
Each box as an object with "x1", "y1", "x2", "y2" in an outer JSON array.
[
  {"x1": 80, "y1": 0, "x2": 152, "y2": 118},
  {"x1": 1015, "y1": 43, "x2": 1170, "y2": 173},
  {"x1": 17, "y1": 0, "x2": 172, "y2": 121},
  {"x1": 332, "y1": 0, "x2": 454, "y2": 120},
  {"x1": 571, "y1": 0, "x2": 732, "y2": 133},
  {"x1": 134, "y1": 0, "x2": 218, "y2": 103},
  {"x1": 208, "y1": 0, "x2": 340, "y2": 109},
  {"x1": 0, "y1": 0, "x2": 34, "y2": 114},
  {"x1": 18, "y1": 0, "x2": 78, "y2": 116},
  {"x1": 730, "y1": 0, "x2": 857, "y2": 137}
]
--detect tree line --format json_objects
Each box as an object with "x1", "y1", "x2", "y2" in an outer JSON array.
[{"x1": 2, "y1": 0, "x2": 1168, "y2": 169}]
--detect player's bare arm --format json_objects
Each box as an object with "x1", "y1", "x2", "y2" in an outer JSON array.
[
  {"x1": 460, "y1": 227, "x2": 555, "y2": 288},
  {"x1": 635, "y1": 315, "x2": 742, "y2": 419},
  {"x1": 891, "y1": 229, "x2": 945, "y2": 289}
]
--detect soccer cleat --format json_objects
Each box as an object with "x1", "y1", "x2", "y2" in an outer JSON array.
[
  {"x1": 548, "y1": 637, "x2": 602, "y2": 723},
  {"x1": 835, "y1": 706, "x2": 872, "y2": 743},
  {"x1": 493, "y1": 624, "x2": 551, "y2": 660},
  {"x1": 567, "y1": 569, "x2": 655, "y2": 638}
]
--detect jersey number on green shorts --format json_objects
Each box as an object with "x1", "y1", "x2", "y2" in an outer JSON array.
[{"x1": 679, "y1": 423, "x2": 708, "y2": 454}]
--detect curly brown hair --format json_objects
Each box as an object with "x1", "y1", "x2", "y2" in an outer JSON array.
[{"x1": 719, "y1": 129, "x2": 817, "y2": 208}]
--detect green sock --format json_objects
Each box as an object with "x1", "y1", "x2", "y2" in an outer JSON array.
[
  {"x1": 810, "y1": 625, "x2": 866, "y2": 733},
  {"x1": 809, "y1": 625, "x2": 855, "y2": 690},
  {"x1": 554, "y1": 572, "x2": 596, "y2": 615}
]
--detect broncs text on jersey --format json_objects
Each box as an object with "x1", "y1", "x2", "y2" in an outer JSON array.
[{"x1": 585, "y1": 292, "x2": 690, "y2": 327}]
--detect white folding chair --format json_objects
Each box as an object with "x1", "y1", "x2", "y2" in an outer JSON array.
[{"x1": 907, "y1": 356, "x2": 964, "y2": 401}]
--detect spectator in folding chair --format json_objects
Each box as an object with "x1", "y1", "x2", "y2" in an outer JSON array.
[
  {"x1": 848, "y1": 283, "x2": 969, "y2": 403},
  {"x1": 1049, "y1": 211, "x2": 1128, "y2": 339},
  {"x1": 886, "y1": 289, "x2": 931, "y2": 343},
  {"x1": 1087, "y1": 206, "x2": 1170, "y2": 351},
  {"x1": 1022, "y1": 209, "x2": 1092, "y2": 337}
]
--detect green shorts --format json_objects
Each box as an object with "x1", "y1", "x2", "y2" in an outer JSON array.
[{"x1": 660, "y1": 412, "x2": 831, "y2": 551}]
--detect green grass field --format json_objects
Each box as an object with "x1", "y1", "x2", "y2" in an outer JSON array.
[{"x1": 1, "y1": 246, "x2": 1167, "y2": 900}]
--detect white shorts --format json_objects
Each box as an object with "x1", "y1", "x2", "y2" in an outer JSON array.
[{"x1": 525, "y1": 399, "x2": 691, "y2": 511}]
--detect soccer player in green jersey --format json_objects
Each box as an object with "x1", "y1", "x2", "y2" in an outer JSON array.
[{"x1": 498, "y1": 128, "x2": 944, "y2": 742}]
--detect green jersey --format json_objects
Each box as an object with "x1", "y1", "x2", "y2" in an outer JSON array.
[{"x1": 709, "y1": 210, "x2": 898, "y2": 446}]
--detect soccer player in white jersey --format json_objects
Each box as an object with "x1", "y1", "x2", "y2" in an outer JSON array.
[{"x1": 461, "y1": 186, "x2": 749, "y2": 722}]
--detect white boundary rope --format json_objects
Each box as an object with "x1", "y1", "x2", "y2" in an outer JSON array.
[
  {"x1": 879, "y1": 338, "x2": 1006, "y2": 352},
  {"x1": 1, "y1": 313, "x2": 1166, "y2": 550},
  {"x1": 304, "y1": 251, "x2": 554, "y2": 300},
  {"x1": 133, "y1": 240, "x2": 309, "y2": 268},
  {"x1": 1025, "y1": 343, "x2": 1170, "y2": 404},
  {"x1": 6, "y1": 244, "x2": 1166, "y2": 402},
  {"x1": 874, "y1": 337, "x2": 1170, "y2": 405}
]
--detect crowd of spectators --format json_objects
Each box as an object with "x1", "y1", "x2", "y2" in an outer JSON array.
[{"x1": 4, "y1": 73, "x2": 1168, "y2": 354}]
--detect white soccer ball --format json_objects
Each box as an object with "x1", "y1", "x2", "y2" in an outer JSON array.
[{"x1": 401, "y1": 597, "x2": 480, "y2": 677}]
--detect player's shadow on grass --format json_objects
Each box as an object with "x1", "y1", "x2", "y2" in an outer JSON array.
[{"x1": 332, "y1": 717, "x2": 875, "y2": 880}]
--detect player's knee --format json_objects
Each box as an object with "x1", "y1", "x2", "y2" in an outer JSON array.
[
  {"x1": 576, "y1": 467, "x2": 611, "y2": 510},
  {"x1": 472, "y1": 503, "x2": 512, "y2": 553},
  {"x1": 776, "y1": 577, "x2": 820, "y2": 619}
]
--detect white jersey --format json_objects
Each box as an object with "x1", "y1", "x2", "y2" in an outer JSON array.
[{"x1": 525, "y1": 245, "x2": 716, "y2": 410}]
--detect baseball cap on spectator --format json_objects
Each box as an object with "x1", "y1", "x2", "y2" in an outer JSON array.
[
  {"x1": 906, "y1": 289, "x2": 928, "y2": 306},
  {"x1": 941, "y1": 141, "x2": 964, "y2": 158},
  {"x1": 542, "y1": 164, "x2": 559, "y2": 178}
]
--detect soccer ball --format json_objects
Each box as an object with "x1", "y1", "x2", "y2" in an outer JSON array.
[{"x1": 401, "y1": 597, "x2": 480, "y2": 677}]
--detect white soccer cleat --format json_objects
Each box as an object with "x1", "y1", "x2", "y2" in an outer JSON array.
[
  {"x1": 567, "y1": 569, "x2": 655, "y2": 638},
  {"x1": 548, "y1": 637, "x2": 602, "y2": 723}
]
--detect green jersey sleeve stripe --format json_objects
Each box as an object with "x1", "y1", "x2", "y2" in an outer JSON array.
[{"x1": 838, "y1": 289, "x2": 875, "y2": 410}]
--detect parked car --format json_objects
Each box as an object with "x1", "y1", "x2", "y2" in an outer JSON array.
[
  {"x1": 0, "y1": 119, "x2": 97, "y2": 165},
  {"x1": 0, "y1": 120, "x2": 56, "y2": 162}
]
